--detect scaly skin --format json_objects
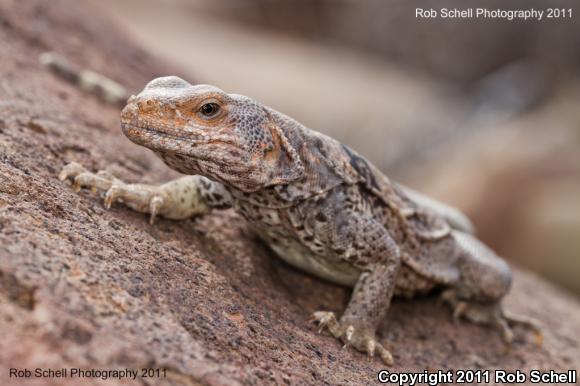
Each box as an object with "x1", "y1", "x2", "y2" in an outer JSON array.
[{"x1": 60, "y1": 76, "x2": 541, "y2": 365}]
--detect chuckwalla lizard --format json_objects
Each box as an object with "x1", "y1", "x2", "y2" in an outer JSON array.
[{"x1": 60, "y1": 76, "x2": 540, "y2": 365}]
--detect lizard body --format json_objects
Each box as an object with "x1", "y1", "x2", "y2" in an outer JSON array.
[{"x1": 60, "y1": 76, "x2": 540, "y2": 365}]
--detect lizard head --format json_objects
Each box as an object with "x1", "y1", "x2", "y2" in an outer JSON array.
[{"x1": 121, "y1": 76, "x2": 304, "y2": 192}]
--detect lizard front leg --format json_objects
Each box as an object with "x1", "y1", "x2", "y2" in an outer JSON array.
[
  {"x1": 311, "y1": 213, "x2": 401, "y2": 365},
  {"x1": 59, "y1": 162, "x2": 231, "y2": 223}
]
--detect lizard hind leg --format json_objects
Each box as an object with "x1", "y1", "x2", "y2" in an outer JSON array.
[
  {"x1": 441, "y1": 289, "x2": 542, "y2": 345},
  {"x1": 442, "y1": 231, "x2": 542, "y2": 345}
]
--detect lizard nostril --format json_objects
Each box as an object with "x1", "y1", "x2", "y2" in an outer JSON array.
[{"x1": 138, "y1": 99, "x2": 155, "y2": 112}]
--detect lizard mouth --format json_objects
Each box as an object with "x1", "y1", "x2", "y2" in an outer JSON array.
[{"x1": 121, "y1": 122, "x2": 242, "y2": 150}]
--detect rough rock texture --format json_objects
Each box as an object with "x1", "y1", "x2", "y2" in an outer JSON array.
[{"x1": 0, "y1": 1, "x2": 579, "y2": 385}]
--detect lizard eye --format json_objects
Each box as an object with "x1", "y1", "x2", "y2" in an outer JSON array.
[{"x1": 199, "y1": 102, "x2": 220, "y2": 118}]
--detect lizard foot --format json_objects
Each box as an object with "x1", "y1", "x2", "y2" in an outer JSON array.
[
  {"x1": 441, "y1": 289, "x2": 542, "y2": 346},
  {"x1": 310, "y1": 311, "x2": 394, "y2": 365},
  {"x1": 59, "y1": 162, "x2": 167, "y2": 224}
]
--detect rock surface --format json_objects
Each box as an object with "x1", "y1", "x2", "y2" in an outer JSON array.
[{"x1": 0, "y1": 1, "x2": 579, "y2": 385}]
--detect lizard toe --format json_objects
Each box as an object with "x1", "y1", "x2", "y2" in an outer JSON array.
[
  {"x1": 442, "y1": 290, "x2": 542, "y2": 346},
  {"x1": 310, "y1": 311, "x2": 338, "y2": 335},
  {"x1": 149, "y1": 195, "x2": 165, "y2": 224},
  {"x1": 72, "y1": 172, "x2": 97, "y2": 192},
  {"x1": 59, "y1": 161, "x2": 86, "y2": 181},
  {"x1": 312, "y1": 313, "x2": 394, "y2": 365},
  {"x1": 375, "y1": 341, "x2": 394, "y2": 366},
  {"x1": 341, "y1": 325, "x2": 393, "y2": 366},
  {"x1": 104, "y1": 185, "x2": 122, "y2": 208},
  {"x1": 96, "y1": 170, "x2": 117, "y2": 181}
]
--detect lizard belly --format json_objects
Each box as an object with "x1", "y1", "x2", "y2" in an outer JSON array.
[
  {"x1": 256, "y1": 228, "x2": 439, "y2": 295},
  {"x1": 267, "y1": 237, "x2": 437, "y2": 294},
  {"x1": 261, "y1": 234, "x2": 361, "y2": 287}
]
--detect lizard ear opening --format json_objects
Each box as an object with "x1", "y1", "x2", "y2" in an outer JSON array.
[{"x1": 264, "y1": 121, "x2": 305, "y2": 186}]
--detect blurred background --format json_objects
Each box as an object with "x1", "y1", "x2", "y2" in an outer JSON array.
[{"x1": 86, "y1": 0, "x2": 580, "y2": 296}]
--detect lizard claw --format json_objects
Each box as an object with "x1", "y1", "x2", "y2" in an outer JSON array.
[
  {"x1": 496, "y1": 317, "x2": 514, "y2": 345},
  {"x1": 310, "y1": 311, "x2": 338, "y2": 334},
  {"x1": 149, "y1": 195, "x2": 164, "y2": 224},
  {"x1": 104, "y1": 185, "x2": 120, "y2": 209},
  {"x1": 366, "y1": 339, "x2": 376, "y2": 358},
  {"x1": 310, "y1": 311, "x2": 394, "y2": 365},
  {"x1": 344, "y1": 325, "x2": 354, "y2": 343}
]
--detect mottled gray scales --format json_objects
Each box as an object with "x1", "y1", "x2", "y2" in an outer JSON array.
[{"x1": 60, "y1": 76, "x2": 541, "y2": 366}]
